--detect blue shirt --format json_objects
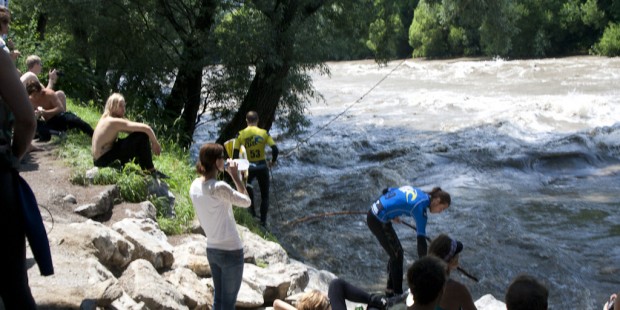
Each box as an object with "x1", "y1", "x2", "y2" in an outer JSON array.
[{"x1": 371, "y1": 186, "x2": 430, "y2": 236}]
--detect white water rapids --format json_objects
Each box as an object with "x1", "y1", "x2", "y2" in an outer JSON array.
[{"x1": 194, "y1": 56, "x2": 620, "y2": 309}]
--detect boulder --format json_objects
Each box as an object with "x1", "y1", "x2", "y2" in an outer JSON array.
[
  {"x1": 113, "y1": 218, "x2": 174, "y2": 269},
  {"x1": 172, "y1": 235, "x2": 211, "y2": 277},
  {"x1": 164, "y1": 267, "x2": 212, "y2": 310},
  {"x1": 119, "y1": 259, "x2": 188, "y2": 310}
]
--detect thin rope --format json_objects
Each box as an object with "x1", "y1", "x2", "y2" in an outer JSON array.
[
  {"x1": 285, "y1": 210, "x2": 367, "y2": 226},
  {"x1": 281, "y1": 59, "x2": 407, "y2": 158}
]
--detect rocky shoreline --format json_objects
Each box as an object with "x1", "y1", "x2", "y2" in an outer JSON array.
[{"x1": 8, "y1": 142, "x2": 506, "y2": 310}]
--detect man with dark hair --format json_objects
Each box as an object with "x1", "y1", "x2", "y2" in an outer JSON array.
[
  {"x1": 406, "y1": 256, "x2": 447, "y2": 310},
  {"x1": 25, "y1": 80, "x2": 93, "y2": 141},
  {"x1": 233, "y1": 110, "x2": 279, "y2": 226},
  {"x1": 505, "y1": 274, "x2": 548, "y2": 310}
]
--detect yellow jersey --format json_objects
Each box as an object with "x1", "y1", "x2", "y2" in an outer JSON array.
[{"x1": 234, "y1": 126, "x2": 276, "y2": 162}]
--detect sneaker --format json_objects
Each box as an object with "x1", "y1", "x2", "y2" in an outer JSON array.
[{"x1": 368, "y1": 294, "x2": 388, "y2": 310}]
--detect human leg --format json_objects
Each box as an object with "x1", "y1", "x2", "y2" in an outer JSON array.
[
  {"x1": 206, "y1": 248, "x2": 244, "y2": 310},
  {"x1": 328, "y1": 278, "x2": 372, "y2": 310},
  {"x1": 246, "y1": 172, "x2": 257, "y2": 217},
  {"x1": 255, "y1": 166, "x2": 270, "y2": 224},
  {"x1": 94, "y1": 132, "x2": 154, "y2": 170},
  {"x1": 366, "y1": 211, "x2": 404, "y2": 294},
  {"x1": 55, "y1": 90, "x2": 67, "y2": 111},
  {"x1": 61, "y1": 112, "x2": 94, "y2": 137},
  {"x1": 0, "y1": 171, "x2": 37, "y2": 309}
]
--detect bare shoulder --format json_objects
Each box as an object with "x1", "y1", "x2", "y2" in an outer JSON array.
[
  {"x1": 20, "y1": 72, "x2": 39, "y2": 84},
  {"x1": 446, "y1": 279, "x2": 473, "y2": 298}
]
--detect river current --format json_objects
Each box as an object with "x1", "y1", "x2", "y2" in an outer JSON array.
[{"x1": 195, "y1": 56, "x2": 620, "y2": 309}]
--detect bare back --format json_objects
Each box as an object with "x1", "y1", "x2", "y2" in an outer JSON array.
[{"x1": 92, "y1": 116, "x2": 157, "y2": 159}]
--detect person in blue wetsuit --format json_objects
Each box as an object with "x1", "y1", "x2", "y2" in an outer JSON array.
[{"x1": 366, "y1": 186, "x2": 451, "y2": 296}]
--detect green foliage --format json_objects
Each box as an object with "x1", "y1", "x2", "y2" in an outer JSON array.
[
  {"x1": 366, "y1": 0, "x2": 406, "y2": 61},
  {"x1": 234, "y1": 208, "x2": 278, "y2": 243},
  {"x1": 117, "y1": 163, "x2": 148, "y2": 203},
  {"x1": 409, "y1": 1, "x2": 449, "y2": 58},
  {"x1": 581, "y1": 0, "x2": 607, "y2": 29},
  {"x1": 93, "y1": 168, "x2": 120, "y2": 185},
  {"x1": 592, "y1": 23, "x2": 620, "y2": 56}
]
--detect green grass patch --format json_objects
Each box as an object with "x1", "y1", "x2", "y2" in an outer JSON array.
[{"x1": 54, "y1": 99, "x2": 278, "y2": 243}]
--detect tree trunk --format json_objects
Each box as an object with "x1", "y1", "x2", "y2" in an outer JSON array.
[
  {"x1": 216, "y1": 63, "x2": 290, "y2": 144},
  {"x1": 165, "y1": 52, "x2": 203, "y2": 146},
  {"x1": 36, "y1": 13, "x2": 47, "y2": 40}
]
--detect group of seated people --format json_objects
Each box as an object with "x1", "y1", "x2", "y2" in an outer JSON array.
[
  {"x1": 273, "y1": 234, "x2": 552, "y2": 310},
  {"x1": 21, "y1": 55, "x2": 165, "y2": 177}
]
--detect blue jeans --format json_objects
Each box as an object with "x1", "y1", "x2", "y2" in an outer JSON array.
[{"x1": 207, "y1": 248, "x2": 244, "y2": 310}]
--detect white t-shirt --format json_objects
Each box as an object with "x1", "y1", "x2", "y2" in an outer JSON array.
[{"x1": 189, "y1": 177, "x2": 251, "y2": 251}]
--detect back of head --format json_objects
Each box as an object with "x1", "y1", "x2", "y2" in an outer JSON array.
[
  {"x1": 429, "y1": 187, "x2": 451, "y2": 205},
  {"x1": 296, "y1": 290, "x2": 329, "y2": 310},
  {"x1": 406, "y1": 256, "x2": 447, "y2": 306},
  {"x1": 0, "y1": 6, "x2": 10, "y2": 26},
  {"x1": 246, "y1": 110, "x2": 258, "y2": 124},
  {"x1": 428, "y1": 234, "x2": 463, "y2": 263},
  {"x1": 103, "y1": 93, "x2": 125, "y2": 117},
  {"x1": 196, "y1": 143, "x2": 224, "y2": 177},
  {"x1": 26, "y1": 55, "x2": 42, "y2": 70},
  {"x1": 25, "y1": 79, "x2": 42, "y2": 95},
  {"x1": 505, "y1": 274, "x2": 548, "y2": 310}
]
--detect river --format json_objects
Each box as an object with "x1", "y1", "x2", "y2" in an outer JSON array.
[{"x1": 195, "y1": 56, "x2": 620, "y2": 309}]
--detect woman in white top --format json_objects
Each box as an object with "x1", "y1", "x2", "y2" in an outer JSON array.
[{"x1": 189, "y1": 143, "x2": 251, "y2": 310}]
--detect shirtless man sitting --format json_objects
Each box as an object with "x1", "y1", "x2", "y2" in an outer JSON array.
[
  {"x1": 25, "y1": 80, "x2": 93, "y2": 142},
  {"x1": 92, "y1": 93, "x2": 166, "y2": 178}
]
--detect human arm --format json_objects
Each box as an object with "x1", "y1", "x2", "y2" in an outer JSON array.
[
  {"x1": 40, "y1": 91, "x2": 65, "y2": 119},
  {"x1": 0, "y1": 51, "x2": 35, "y2": 161},
  {"x1": 47, "y1": 69, "x2": 58, "y2": 90},
  {"x1": 273, "y1": 299, "x2": 297, "y2": 310},
  {"x1": 112, "y1": 118, "x2": 161, "y2": 155},
  {"x1": 225, "y1": 159, "x2": 249, "y2": 197},
  {"x1": 269, "y1": 144, "x2": 278, "y2": 167}
]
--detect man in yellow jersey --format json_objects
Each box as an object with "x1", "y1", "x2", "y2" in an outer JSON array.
[{"x1": 233, "y1": 111, "x2": 279, "y2": 226}]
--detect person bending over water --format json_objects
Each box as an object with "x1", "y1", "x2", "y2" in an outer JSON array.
[{"x1": 367, "y1": 186, "x2": 451, "y2": 295}]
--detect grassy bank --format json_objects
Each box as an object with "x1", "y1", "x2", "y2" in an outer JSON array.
[{"x1": 54, "y1": 100, "x2": 276, "y2": 242}]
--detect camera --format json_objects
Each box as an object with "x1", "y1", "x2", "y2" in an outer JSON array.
[{"x1": 56, "y1": 70, "x2": 65, "y2": 77}]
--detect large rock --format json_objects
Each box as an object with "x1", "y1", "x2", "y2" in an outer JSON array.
[
  {"x1": 164, "y1": 267, "x2": 212, "y2": 310},
  {"x1": 235, "y1": 278, "x2": 265, "y2": 308},
  {"x1": 54, "y1": 220, "x2": 134, "y2": 269},
  {"x1": 119, "y1": 259, "x2": 188, "y2": 310},
  {"x1": 266, "y1": 260, "x2": 309, "y2": 296},
  {"x1": 172, "y1": 235, "x2": 211, "y2": 277},
  {"x1": 74, "y1": 185, "x2": 119, "y2": 218},
  {"x1": 113, "y1": 218, "x2": 174, "y2": 269},
  {"x1": 28, "y1": 252, "x2": 120, "y2": 308},
  {"x1": 240, "y1": 225, "x2": 289, "y2": 265},
  {"x1": 474, "y1": 294, "x2": 506, "y2": 310}
]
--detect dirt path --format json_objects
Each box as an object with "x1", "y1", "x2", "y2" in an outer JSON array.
[{"x1": 18, "y1": 141, "x2": 109, "y2": 226}]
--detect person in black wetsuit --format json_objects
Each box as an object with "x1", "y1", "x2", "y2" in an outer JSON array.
[{"x1": 0, "y1": 46, "x2": 38, "y2": 310}]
